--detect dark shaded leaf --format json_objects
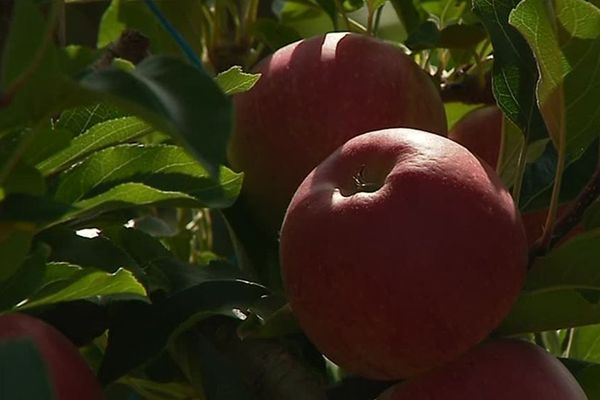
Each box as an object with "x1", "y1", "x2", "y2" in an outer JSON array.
[{"x1": 472, "y1": 0, "x2": 548, "y2": 142}]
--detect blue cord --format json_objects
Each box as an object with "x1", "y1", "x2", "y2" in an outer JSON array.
[{"x1": 142, "y1": 0, "x2": 203, "y2": 68}]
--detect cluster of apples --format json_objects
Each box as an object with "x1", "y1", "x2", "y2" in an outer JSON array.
[
  {"x1": 231, "y1": 32, "x2": 587, "y2": 398},
  {"x1": 0, "y1": 313, "x2": 104, "y2": 399}
]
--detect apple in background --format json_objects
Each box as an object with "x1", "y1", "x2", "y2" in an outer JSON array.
[
  {"x1": 230, "y1": 32, "x2": 447, "y2": 233},
  {"x1": 448, "y1": 106, "x2": 583, "y2": 246},
  {"x1": 280, "y1": 128, "x2": 527, "y2": 380},
  {"x1": 0, "y1": 313, "x2": 104, "y2": 400},
  {"x1": 448, "y1": 105, "x2": 503, "y2": 168},
  {"x1": 377, "y1": 339, "x2": 587, "y2": 399}
]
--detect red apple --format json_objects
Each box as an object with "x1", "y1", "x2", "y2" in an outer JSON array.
[
  {"x1": 0, "y1": 313, "x2": 104, "y2": 400},
  {"x1": 230, "y1": 32, "x2": 447, "y2": 233},
  {"x1": 280, "y1": 128, "x2": 527, "y2": 380},
  {"x1": 448, "y1": 105, "x2": 503, "y2": 168},
  {"x1": 377, "y1": 339, "x2": 587, "y2": 399}
]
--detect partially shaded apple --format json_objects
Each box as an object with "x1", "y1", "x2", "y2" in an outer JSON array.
[
  {"x1": 0, "y1": 313, "x2": 104, "y2": 400},
  {"x1": 280, "y1": 128, "x2": 527, "y2": 379},
  {"x1": 230, "y1": 32, "x2": 447, "y2": 233},
  {"x1": 448, "y1": 105, "x2": 503, "y2": 168},
  {"x1": 378, "y1": 339, "x2": 587, "y2": 399}
]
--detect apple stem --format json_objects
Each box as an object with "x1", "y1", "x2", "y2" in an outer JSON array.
[{"x1": 511, "y1": 132, "x2": 529, "y2": 208}]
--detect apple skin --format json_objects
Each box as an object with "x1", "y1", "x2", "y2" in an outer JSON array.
[
  {"x1": 377, "y1": 339, "x2": 588, "y2": 400},
  {"x1": 230, "y1": 32, "x2": 447, "y2": 233},
  {"x1": 0, "y1": 313, "x2": 104, "y2": 400},
  {"x1": 280, "y1": 128, "x2": 528, "y2": 380},
  {"x1": 448, "y1": 105, "x2": 503, "y2": 169}
]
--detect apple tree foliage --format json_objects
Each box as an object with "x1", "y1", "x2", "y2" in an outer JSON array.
[{"x1": 0, "y1": 0, "x2": 599, "y2": 399}]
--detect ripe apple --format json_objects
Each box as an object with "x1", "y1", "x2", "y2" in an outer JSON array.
[
  {"x1": 279, "y1": 128, "x2": 528, "y2": 380},
  {"x1": 0, "y1": 313, "x2": 104, "y2": 400},
  {"x1": 230, "y1": 32, "x2": 447, "y2": 233},
  {"x1": 377, "y1": 339, "x2": 587, "y2": 399},
  {"x1": 448, "y1": 105, "x2": 503, "y2": 168}
]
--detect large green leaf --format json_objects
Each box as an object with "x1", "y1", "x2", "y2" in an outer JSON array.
[
  {"x1": 472, "y1": 0, "x2": 548, "y2": 142},
  {"x1": 497, "y1": 230, "x2": 600, "y2": 334},
  {"x1": 16, "y1": 263, "x2": 147, "y2": 311},
  {"x1": 510, "y1": 0, "x2": 600, "y2": 160},
  {"x1": 77, "y1": 56, "x2": 233, "y2": 176},
  {"x1": 0, "y1": 339, "x2": 54, "y2": 400},
  {"x1": 53, "y1": 144, "x2": 242, "y2": 207},
  {"x1": 39, "y1": 116, "x2": 155, "y2": 176},
  {"x1": 54, "y1": 183, "x2": 202, "y2": 226}
]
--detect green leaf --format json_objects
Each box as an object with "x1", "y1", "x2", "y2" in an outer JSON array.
[
  {"x1": 55, "y1": 103, "x2": 127, "y2": 136},
  {"x1": 0, "y1": 223, "x2": 35, "y2": 282},
  {"x1": 77, "y1": 56, "x2": 233, "y2": 176},
  {"x1": 438, "y1": 23, "x2": 487, "y2": 48},
  {"x1": 570, "y1": 325, "x2": 600, "y2": 362},
  {"x1": 472, "y1": 0, "x2": 548, "y2": 143},
  {"x1": 55, "y1": 183, "x2": 201, "y2": 226},
  {"x1": 278, "y1": 1, "x2": 334, "y2": 38},
  {"x1": 0, "y1": 339, "x2": 54, "y2": 400},
  {"x1": 524, "y1": 230, "x2": 600, "y2": 292},
  {"x1": 314, "y1": 0, "x2": 338, "y2": 28},
  {"x1": 22, "y1": 128, "x2": 73, "y2": 167},
  {"x1": 497, "y1": 230, "x2": 600, "y2": 334},
  {"x1": 405, "y1": 21, "x2": 440, "y2": 50},
  {"x1": 520, "y1": 135, "x2": 598, "y2": 210},
  {"x1": 0, "y1": 0, "x2": 57, "y2": 86},
  {"x1": 53, "y1": 144, "x2": 242, "y2": 208},
  {"x1": 584, "y1": 198, "x2": 600, "y2": 230},
  {"x1": 2, "y1": 162, "x2": 45, "y2": 196},
  {"x1": 98, "y1": 280, "x2": 268, "y2": 384},
  {"x1": 0, "y1": 0, "x2": 74, "y2": 130},
  {"x1": 572, "y1": 361, "x2": 600, "y2": 398},
  {"x1": 38, "y1": 116, "x2": 155, "y2": 176},
  {"x1": 0, "y1": 195, "x2": 72, "y2": 225},
  {"x1": 498, "y1": 289, "x2": 600, "y2": 335},
  {"x1": 16, "y1": 263, "x2": 147, "y2": 311},
  {"x1": 509, "y1": 0, "x2": 600, "y2": 160},
  {"x1": 389, "y1": 0, "x2": 427, "y2": 36},
  {"x1": 215, "y1": 66, "x2": 261, "y2": 96},
  {"x1": 253, "y1": 19, "x2": 303, "y2": 50}
]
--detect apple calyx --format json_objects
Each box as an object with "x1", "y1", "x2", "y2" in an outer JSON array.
[{"x1": 347, "y1": 165, "x2": 386, "y2": 195}]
